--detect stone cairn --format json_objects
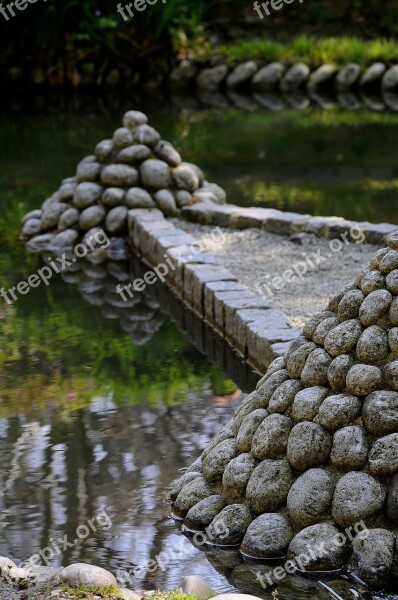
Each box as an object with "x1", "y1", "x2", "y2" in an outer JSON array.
[
  {"x1": 170, "y1": 234, "x2": 398, "y2": 590},
  {"x1": 20, "y1": 110, "x2": 226, "y2": 251}
]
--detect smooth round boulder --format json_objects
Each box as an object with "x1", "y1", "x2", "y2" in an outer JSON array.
[
  {"x1": 348, "y1": 529, "x2": 395, "y2": 587},
  {"x1": 287, "y1": 468, "x2": 334, "y2": 528},
  {"x1": 172, "y1": 163, "x2": 200, "y2": 193},
  {"x1": 330, "y1": 425, "x2": 369, "y2": 471},
  {"x1": 154, "y1": 140, "x2": 182, "y2": 167},
  {"x1": 302, "y1": 311, "x2": 335, "y2": 340},
  {"x1": 251, "y1": 414, "x2": 293, "y2": 459},
  {"x1": 337, "y1": 290, "x2": 365, "y2": 321},
  {"x1": 184, "y1": 495, "x2": 226, "y2": 530},
  {"x1": 359, "y1": 290, "x2": 392, "y2": 326},
  {"x1": 21, "y1": 218, "x2": 42, "y2": 237},
  {"x1": 368, "y1": 433, "x2": 398, "y2": 476},
  {"x1": 346, "y1": 364, "x2": 382, "y2": 396},
  {"x1": 113, "y1": 127, "x2": 133, "y2": 149},
  {"x1": 268, "y1": 379, "x2": 303, "y2": 413},
  {"x1": 95, "y1": 139, "x2": 114, "y2": 163},
  {"x1": 133, "y1": 124, "x2": 161, "y2": 147},
  {"x1": 390, "y1": 297, "x2": 398, "y2": 325},
  {"x1": 246, "y1": 460, "x2": 295, "y2": 513},
  {"x1": 327, "y1": 355, "x2": 353, "y2": 392},
  {"x1": 116, "y1": 144, "x2": 151, "y2": 164},
  {"x1": 58, "y1": 207, "x2": 80, "y2": 230},
  {"x1": 125, "y1": 187, "x2": 155, "y2": 209},
  {"x1": 362, "y1": 390, "x2": 398, "y2": 435},
  {"x1": 50, "y1": 229, "x2": 79, "y2": 248},
  {"x1": 241, "y1": 514, "x2": 293, "y2": 558},
  {"x1": 286, "y1": 342, "x2": 316, "y2": 379},
  {"x1": 76, "y1": 160, "x2": 101, "y2": 183},
  {"x1": 379, "y1": 249, "x2": 398, "y2": 274},
  {"x1": 174, "y1": 475, "x2": 213, "y2": 517},
  {"x1": 369, "y1": 247, "x2": 389, "y2": 269},
  {"x1": 140, "y1": 159, "x2": 171, "y2": 189},
  {"x1": 292, "y1": 386, "x2": 328, "y2": 422},
  {"x1": 301, "y1": 349, "x2": 332, "y2": 386},
  {"x1": 79, "y1": 205, "x2": 106, "y2": 231},
  {"x1": 356, "y1": 325, "x2": 389, "y2": 364},
  {"x1": 324, "y1": 320, "x2": 363, "y2": 357},
  {"x1": 386, "y1": 269, "x2": 398, "y2": 294},
  {"x1": 101, "y1": 187, "x2": 126, "y2": 207},
  {"x1": 236, "y1": 409, "x2": 268, "y2": 452},
  {"x1": 202, "y1": 439, "x2": 238, "y2": 483},
  {"x1": 317, "y1": 394, "x2": 362, "y2": 431},
  {"x1": 207, "y1": 504, "x2": 253, "y2": 545},
  {"x1": 61, "y1": 563, "x2": 117, "y2": 587},
  {"x1": 328, "y1": 282, "x2": 357, "y2": 312},
  {"x1": 288, "y1": 524, "x2": 346, "y2": 571},
  {"x1": 252, "y1": 63, "x2": 285, "y2": 90},
  {"x1": 332, "y1": 472, "x2": 386, "y2": 527},
  {"x1": 281, "y1": 63, "x2": 310, "y2": 90},
  {"x1": 122, "y1": 110, "x2": 148, "y2": 129},
  {"x1": 388, "y1": 328, "x2": 398, "y2": 356},
  {"x1": 250, "y1": 370, "x2": 290, "y2": 411},
  {"x1": 361, "y1": 270, "x2": 385, "y2": 295},
  {"x1": 58, "y1": 181, "x2": 77, "y2": 201},
  {"x1": 287, "y1": 422, "x2": 332, "y2": 471},
  {"x1": 41, "y1": 202, "x2": 67, "y2": 230},
  {"x1": 175, "y1": 190, "x2": 193, "y2": 208},
  {"x1": 154, "y1": 189, "x2": 178, "y2": 216},
  {"x1": 74, "y1": 182, "x2": 104, "y2": 209},
  {"x1": 384, "y1": 359, "x2": 398, "y2": 390},
  {"x1": 222, "y1": 454, "x2": 257, "y2": 504},
  {"x1": 313, "y1": 316, "x2": 340, "y2": 345},
  {"x1": 170, "y1": 471, "x2": 201, "y2": 501},
  {"x1": 105, "y1": 206, "x2": 128, "y2": 234},
  {"x1": 101, "y1": 164, "x2": 138, "y2": 187}
]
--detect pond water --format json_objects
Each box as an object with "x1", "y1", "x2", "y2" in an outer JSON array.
[{"x1": 0, "y1": 92, "x2": 397, "y2": 599}]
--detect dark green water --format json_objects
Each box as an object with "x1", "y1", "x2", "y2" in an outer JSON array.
[{"x1": 0, "y1": 92, "x2": 397, "y2": 598}]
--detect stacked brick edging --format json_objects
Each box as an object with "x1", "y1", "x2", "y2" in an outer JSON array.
[
  {"x1": 128, "y1": 208, "x2": 298, "y2": 373},
  {"x1": 181, "y1": 204, "x2": 398, "y2": 245}
]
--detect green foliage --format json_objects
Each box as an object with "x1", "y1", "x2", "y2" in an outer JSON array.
[{"x1": 213, "y1": 35, "x2": 398, "y2": 66}]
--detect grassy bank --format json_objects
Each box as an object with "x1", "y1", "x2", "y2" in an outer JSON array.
[{"x1": 206, "y1": 35, "x2": 398, "y2": 66}]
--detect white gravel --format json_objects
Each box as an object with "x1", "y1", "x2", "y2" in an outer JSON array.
[{"x1": 175, "y1": 222, "x2": 379, "y2": 331}]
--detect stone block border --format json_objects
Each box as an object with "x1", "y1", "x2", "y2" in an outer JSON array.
[
  {"x1": 181, "y1": 204, "x2": 398, "y2": 246},
  {"x1": 128, "y1": 208, "x2": 299, "y2": 372}
]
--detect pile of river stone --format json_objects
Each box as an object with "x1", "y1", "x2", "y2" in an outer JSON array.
[
  {"x1": 170, "y1": 233, "x2": 398, "y2": 589},
  {"x1": 20, "y1": 110, "x2": 226, "y2": 251}
]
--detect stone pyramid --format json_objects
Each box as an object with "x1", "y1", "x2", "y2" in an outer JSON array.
[
  {"x1": 20, "y1": 110, "x2": 226, "y2": 250},
  {"x1": 170, "y1": 235, "x2": 398, "y2": 588}
]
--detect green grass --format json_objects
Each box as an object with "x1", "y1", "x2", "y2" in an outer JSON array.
[
  {"x1": 207, "y1": 34, "x2": 398, "y2": 66},
  {"x1": 58, "y1": 586, "x2": 204, "y2": 600}
]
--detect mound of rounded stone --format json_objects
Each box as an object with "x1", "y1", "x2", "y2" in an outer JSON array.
[
  {"x1": 20, "y1": 110, "x2": 226, "y2": 251},
  {"x1": 170, "y1": 233, "x2": 398, "y2": 589}
]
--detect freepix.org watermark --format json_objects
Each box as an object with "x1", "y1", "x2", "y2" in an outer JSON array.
[
  {"x1": 116, "y1": 0, "x2": 167, "y2": 22},
  {"x1": 116, "y1": 226, "x2": 227, "y2": 302},
  {"x1": 255, "y1": 224, "x2": 365, "y2": 298},
  {"x1": 255, "y1": 520, "x2": 369, "y2": 589},
  {"x1": 253, "y1": 0, "x2": 304, "y2": 19},
  {"x1": 1, "y1": 229, "x2": 109, "y2": 305},
  {"x1": 0, "y1": 0, "x2": 49, "y2": 22}
]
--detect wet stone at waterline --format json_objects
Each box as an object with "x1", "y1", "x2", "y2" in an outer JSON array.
[
  {"x1": 170, "y1": 232, "x2": 398, "y2": 590},
  {"x1": 19, "y1": 109, "x2": 226, "y2": 252}
]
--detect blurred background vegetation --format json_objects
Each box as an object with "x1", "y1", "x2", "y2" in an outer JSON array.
[{"x1": 1, "y1": 0, "x2": 398, "y2": 88}]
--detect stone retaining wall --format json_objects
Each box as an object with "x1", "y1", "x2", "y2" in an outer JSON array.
[
  {"x1": 128, "y1": 208, "x2": 298, "y2": 373},
  {"x1": 181, "y1": 203, "x2": 398, "y2": 246}
]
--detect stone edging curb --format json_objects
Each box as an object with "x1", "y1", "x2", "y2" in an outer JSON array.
[
  {"x1": 128, "y1": 208, "x2": 298, "y2": 372},
  {"x1": 181, "y1": 204, "x2": 398, "y2": 245}
]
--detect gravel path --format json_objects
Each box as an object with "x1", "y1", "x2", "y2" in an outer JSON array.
[{"x1": 174, "y1": 222, "x2": 379, "y2": 331}]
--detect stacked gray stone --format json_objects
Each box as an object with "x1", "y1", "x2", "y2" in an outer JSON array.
[
  {"x1": 20, "y1": 110, "x2": 226, "y2": 251},
  {"x1": 170, "y1": 233, "x2": 398, "y2": 589}
]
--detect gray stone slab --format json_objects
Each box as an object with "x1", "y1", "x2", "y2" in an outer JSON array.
[
  {"x1": 262, "y1": 212, "x2": 311, "y2": 235},
  {"x1": 184, "y1": 265, "x2": 237, "y2": 315},
  {"x1": 222, "y1": 295, "x2": 270, "y2": 338},
  {"x1": 226, "y1": 308, "x2": 272, "y2": 355},
  {"x1": 213, "y1": 290, "x2": 261, "y2": 334},
  {"x1": 229, "y1": 207, "x2": 281, "y2": 229},
  {"x1": 204, "y1": 281, "x2": 248, "y2": 324},
  {"x1": 363, "y1": 222, "x2": 398, "y2": 245}
]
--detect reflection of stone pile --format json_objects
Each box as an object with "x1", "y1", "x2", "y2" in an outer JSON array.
[
  {"x1": 56, "y1": 249, "x2": 165, "y2": 345},
  {"x1": 20, "y1": 110, "x2": 226, "y2": 249},
  {"x1": 170, "y1": 233, "x2": 398, "y2": 589}
]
